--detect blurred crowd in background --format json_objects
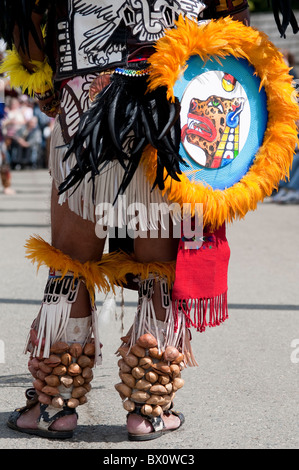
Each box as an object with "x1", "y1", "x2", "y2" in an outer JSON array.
[
  {"x1": 1, "y1": 91, "x2": 54, "y2": 171},
  {"x1": 0, "y1": 41, "x2": 54, "y2": 195}
]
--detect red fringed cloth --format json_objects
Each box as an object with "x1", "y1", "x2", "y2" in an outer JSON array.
[{"x1": 172, "y1": 223, "x2": 230, "y2": 332}]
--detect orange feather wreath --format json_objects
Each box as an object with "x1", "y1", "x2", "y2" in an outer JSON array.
[{"x1": 144, "y1": 16, "x2": 299, "y2": 230}]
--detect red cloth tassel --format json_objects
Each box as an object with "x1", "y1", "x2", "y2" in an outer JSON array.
[
  {"x1": 172, "y1": 223, "x2": 230, "y2": 332},
  {"x1": 173, "y1": 292, "x2": 228, "y2": 333}
]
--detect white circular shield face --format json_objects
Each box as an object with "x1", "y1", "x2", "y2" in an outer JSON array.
[
  {"x1": 173, "y1": 55, "x2": 268, "y2": 190},
  {"x1": 180, "y1": 70, "x2": 251, "y2": 169}
]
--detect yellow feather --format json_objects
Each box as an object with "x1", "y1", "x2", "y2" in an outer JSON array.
[
  {"x1": 24, "y1": 236, "x2": 176, "y2": 303},
  {"x1": 0, "y1": 47, "x2": 53, "y2": 96}
]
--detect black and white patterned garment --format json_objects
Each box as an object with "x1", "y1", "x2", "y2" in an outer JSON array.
[
  {"x1": 58, "y1": 74, "x2": 99, "y2": 143},
  {"x1": 49, "y1": 1, "x2": 207, "y2": 225},
  {"x1": 55, "y1": 1, "x2": 206, "y2": 146},
  {"x1": 51, "y1": 0, "x2": 206, "y2": 79},
  {"x1": 50, "y1": 72, "x2": 179, "y2": 227}
]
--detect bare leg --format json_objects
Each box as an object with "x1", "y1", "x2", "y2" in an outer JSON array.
[
  {"x1": 50, "y1": 183, "x2": 106, "y2": 318},
  {"x1": 17, "y1": 183, "x2": 106, "y2": 431},
  {"x1": 134, "y1": 233, "x2": 179, "y2": 321}
]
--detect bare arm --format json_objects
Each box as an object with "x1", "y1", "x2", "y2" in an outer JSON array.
[
  {"x1": 13, "y1": 12, "x2": 59, "y2": 118},
  {"x1": 13, "y1": 12, "x2": 45, "y2": 71},
  {"x1": 230, "y1": 7, "x2": 250, "y2": 26}
]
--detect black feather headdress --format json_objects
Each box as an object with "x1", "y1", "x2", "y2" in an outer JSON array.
[
  {"x1": 270, "y1": 0, "x2": 299, "y2": 37},
  {"x1": 58, "y1": 64, "x2": 186, "y2": 203}
]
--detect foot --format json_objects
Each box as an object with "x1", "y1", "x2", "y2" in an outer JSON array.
[
  {"x1": 16, "y1": 402, "x2": 77, "y2": 432},
  {"x1": 3, "y1": 187, "x2": 16, "y2": 195},
  {"x1": 127, "y1": 411, "x2": 181, "y2": 436},
  {"x1": 277, "y1": 189, "x2": 299, "y2": 204}
]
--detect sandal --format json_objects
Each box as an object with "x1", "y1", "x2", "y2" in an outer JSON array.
[
  {"x1": 127, "y1": 406, "x2": 185, "y2": 441},
  {"x1": 7, "y1": 388, "x2": 77, "y2": 440}
]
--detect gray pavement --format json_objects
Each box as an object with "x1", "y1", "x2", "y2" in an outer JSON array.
[{"x1": 0, "y1": 169, "x2": 298, "y2": 450}]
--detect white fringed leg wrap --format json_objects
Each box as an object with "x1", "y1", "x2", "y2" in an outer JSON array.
[
  {"x1": 25, "y1": 270, "x2": 102, "y2": 366},
  {"x1": 25, "y1": 270, "x2": 80, "y2": 358},
  {"x1": 128, "y1": 276, "x2": 197, "y2": 366}
]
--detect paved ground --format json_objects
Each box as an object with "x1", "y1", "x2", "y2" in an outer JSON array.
[{"x1": 0, "y1": 169, "x2": 298, "y2": 451}]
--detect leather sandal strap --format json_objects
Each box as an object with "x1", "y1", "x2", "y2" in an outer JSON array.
[
  {"x1": 25, "y1": 388, "x2": 39, "y2": 408},
  {"x1": 37, "y1": 403, "x2": 77, "y2": 431},
  {"x1": 127, "y1": 405, "x2": 165, "y2": 433}
]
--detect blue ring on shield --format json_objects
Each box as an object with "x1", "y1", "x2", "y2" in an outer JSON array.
[{"x1": 173, "y1": 55, "x2": 268, "y2": 190}]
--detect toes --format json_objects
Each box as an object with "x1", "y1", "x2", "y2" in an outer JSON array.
[{"x1": 16, "y1": 403, "x2": 77, "y2": 432}]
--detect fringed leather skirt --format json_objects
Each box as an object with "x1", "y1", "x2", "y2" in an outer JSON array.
[{"x1": 49, "y1": 73, "x2": 173, "y2": 229}]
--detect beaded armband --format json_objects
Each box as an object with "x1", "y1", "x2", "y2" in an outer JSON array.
[
  {"x1": 114, "y1": 67, "x2": 151, "y2": 77},
  {"x1": 34, "y1": 89, "x2": 55, "y2": 100}
]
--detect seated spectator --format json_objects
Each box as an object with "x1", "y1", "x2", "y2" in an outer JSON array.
[
  {"x1": 33, "y1": 101, "x2": 52, "y2": 168},
  {"x1": 271, "y1": 150, "x2": 299, "y2": 204},
  {"x1": 2, "y1": 96, "x2": 26, "y2": 138},
  {"x1": 10, "y1": 116, "x2": 42, "y2": 169},
  {"x1": 19, "y1": 95, "x2": 34, "y2": 122},
  {"x1": 2, "y1": 96, "x2": 27, "y2": 164}
]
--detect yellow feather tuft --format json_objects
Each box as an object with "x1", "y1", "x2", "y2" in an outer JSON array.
[
  {"x1": 25, "y1": 236, "x2": 176, "y2": 303},
  {"x1": 115, "y1": 252, "x2": 176, "y2": 287},
  {"x1": 24, "y1": 236, "x2": 127, "y2": 303},
  {"x1": 0, "y1": 47, "x2": 53, "y2": 96}
]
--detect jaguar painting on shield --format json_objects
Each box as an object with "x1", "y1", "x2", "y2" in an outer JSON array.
[{"x1": 181, "y1": 77, "x2": 245, "y2": 169}]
